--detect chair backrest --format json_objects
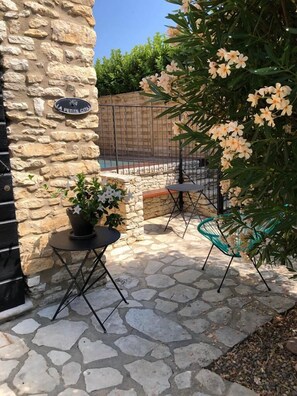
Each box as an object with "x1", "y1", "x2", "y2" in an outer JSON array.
[
  {"x1": 197, "y1": 217, "x2": 241, "y2": 257},
  {"x1": 198, "y1": 214, "x2": 281, "y2": 258}
]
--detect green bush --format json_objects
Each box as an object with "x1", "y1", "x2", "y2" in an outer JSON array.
[{"x1": 95, "y1": 33, "x2": 176, "y2": 95}]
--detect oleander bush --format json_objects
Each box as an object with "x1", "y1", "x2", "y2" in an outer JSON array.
[{"x1": 141, "y1": 0, "x2": 297, "y2": 269}]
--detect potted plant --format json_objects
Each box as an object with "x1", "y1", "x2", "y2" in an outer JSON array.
[{"x1": 49, "y1": 173, "x2": 125, "y2": 238}]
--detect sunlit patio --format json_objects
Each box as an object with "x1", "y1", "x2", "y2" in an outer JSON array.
[{"x1": 0, "y1": 215, "x2": 296, "y2": 396}]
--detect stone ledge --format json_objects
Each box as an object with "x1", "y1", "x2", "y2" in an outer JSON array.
[
  {"x1": 143, "y1": 188, "x2": 172, "y2": 199},
  {"x1": 0, "y1": 298, "x2": 33, "y2": 324}
]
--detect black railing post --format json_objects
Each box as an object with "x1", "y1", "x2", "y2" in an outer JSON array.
[
  {"x1": 217, "y1": 170, "x2": 224, "y2": 214},
  {"x1": 111, "y1": 105, "x2": 119, "y2": 173},
  {"x1": 178, "y1": 139, "x2": 184, "y2": 210}
]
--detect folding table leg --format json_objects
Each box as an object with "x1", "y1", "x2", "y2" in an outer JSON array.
[
  {"x1": 164, "y1": 190, "x2": 180, "y2": 232},
  {"x1": 182, "y1": 191, "x2": 203, "y2": 238}
]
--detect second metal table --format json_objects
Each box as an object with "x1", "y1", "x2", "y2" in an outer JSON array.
[{"x1": 164, "y1": 183, "x2": 205, "y2": 238}]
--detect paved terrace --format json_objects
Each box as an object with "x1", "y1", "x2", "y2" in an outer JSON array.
[{"x1": 0, "y1": 215, "x2": 296, "y2": 396}]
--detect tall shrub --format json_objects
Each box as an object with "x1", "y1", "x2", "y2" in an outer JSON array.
[
  {"x1": 95, "y1": 33, "x2": 175, "y2": 95},
  {"x1": 141, "y1": 0, "x2": 297, "y2": 268}
]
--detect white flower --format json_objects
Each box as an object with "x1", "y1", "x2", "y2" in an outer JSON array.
[
  {"x1": 113, "y1": 190, "x2": 122, "y2": 199},
  {"x1": 73, "y1": 205, "x2": 81, "y2": 214}
]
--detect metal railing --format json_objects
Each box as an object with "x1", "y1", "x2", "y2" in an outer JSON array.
[{"x1": 97, "y1": 104, "x2": 221, "y2": 211}]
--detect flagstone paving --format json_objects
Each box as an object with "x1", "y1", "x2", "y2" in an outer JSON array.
[{"x1": 0, "y1": 215, "x2": 296, "y2": 395}]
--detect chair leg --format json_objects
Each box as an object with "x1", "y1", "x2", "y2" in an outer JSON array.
[
  {"x1": 251, "y1": 258, "x2": 271, "y2": 291},
  {"x1": 202, "y1": 244, "x2": 214, "y2": 271},
  {"x1": 217, "y1": 255, "x2": 234, "y2": 293}
]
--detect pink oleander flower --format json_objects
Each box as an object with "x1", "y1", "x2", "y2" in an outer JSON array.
[
  {"x1": 254, "y1": 113, "x2": 264, "y2": 126},
  {"x1": 208, "y1": 61, "x2": 217, "y2": 79},
  {"x1": 274, "y1": 82, "x2": 292, "y2": 97},
  {"x1": 166, "y1": 60, "x2": 180, "y2": 73},
  {"x1": 181, "y1": 0, "x2": 191, "y2": 13},
  {"x1": 157, "y1": 71, "x2": 176, "y2": 94},
  {"x1": 139, "y1": 74, "x2": 158, "y2": 93},
  {"x1": 217, "y1": 48, "x2": 228, "y2": 60},
  {"x1": 217, "y1": 63, "x2": 231, "y2": 78},
  {"x1": 281, "y1": 101, "x2": 293, "y2": 116},
  {"x1": 225, "y1": 50, "x2": 240, "y2": 65},
  {"x1": 229, "y1": 122, "x2": 244, "y2": 136},
  {"x1": 247, "y1": 93, "x2": 260, "y2": 107},
  {"x1": 220, "y1": 179, "x2": 231, "y2": 194},
  {"x1": 167, "y1": 27, "x2": 180, "y2": 38},
  {"x1": 221, "y1": 157, "x2": 232, "y2": 170},
  {"x1": 235, "y1": 53, "x2": 248, "y2": 68},
  {"x1": 266, "y1": 94, "x2": 282, "y2": 111},
  {"x1": 172, "y1": 122, "x2": 181, "y2": 136},
  {"x1": 260, "y1": 107, "x2": 274, "y2": 122}
]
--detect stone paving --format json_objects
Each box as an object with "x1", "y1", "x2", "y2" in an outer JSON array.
[{"x1": 0, "y1": 215, "x2": 296, "y2": 396}]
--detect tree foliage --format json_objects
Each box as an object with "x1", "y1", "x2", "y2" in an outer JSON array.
[
  {"x1": 95, "y1": 33, "x2": 176, "y2": 96},
  {"x1": 142, "y1": 0, "x2": 297, "y2": 268}
]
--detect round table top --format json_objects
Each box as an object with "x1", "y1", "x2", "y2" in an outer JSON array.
[
  {"x1": 49, "y1": 226, "x2": 121, "y2": 251},
  {"x1": 166, "y1": 183, "x2": 204, "y2": 193}
]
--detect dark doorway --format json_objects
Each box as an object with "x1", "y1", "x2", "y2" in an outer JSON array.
[{"x1": 0, "y1": 58, "x2": 25, "y2": 312}]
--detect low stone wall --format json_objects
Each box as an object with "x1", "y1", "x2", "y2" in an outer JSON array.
[
  {"x1": 143, "y1": 189, "x2": 177, "y2": 220},
  {"x1": 100, "y1": 172, "x2": 144, "y2": 246}
]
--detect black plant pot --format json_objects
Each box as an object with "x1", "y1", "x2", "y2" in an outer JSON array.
[{"x1": 66, "y1": 208, "x2": 94, "y2": 237}]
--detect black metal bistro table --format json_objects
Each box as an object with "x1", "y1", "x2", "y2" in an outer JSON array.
[
  {"x1": 164, "y1": 183, "x2": 205, "y2": 238},
  {"x1": 49, "y1": 226, "x2": 128, "y2": 332}
]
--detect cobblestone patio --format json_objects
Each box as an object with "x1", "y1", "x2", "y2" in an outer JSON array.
[{"x1": 0, "y1": 215, "x2": 296, "y2": 396}]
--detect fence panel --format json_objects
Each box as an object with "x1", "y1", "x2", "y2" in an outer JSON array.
[{"x1": 97, "y1": 104, "x2": 219, "y2": 210}]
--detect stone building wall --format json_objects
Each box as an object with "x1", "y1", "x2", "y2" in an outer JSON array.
[{"x1": 0, "y1": 0, "x2": 100, "y2": 279}]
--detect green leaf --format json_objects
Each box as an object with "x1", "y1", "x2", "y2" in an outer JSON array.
[
  {"x1": 285, "y1": 27, "x2": 297, "y2": 34},
  {"x1": 248, "y1": 67, "x2": 282, "y2": 76}
]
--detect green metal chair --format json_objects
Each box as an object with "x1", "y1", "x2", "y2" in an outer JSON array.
[{"x1": 197, "y1": 216, "x2": 271, "y2": 293}]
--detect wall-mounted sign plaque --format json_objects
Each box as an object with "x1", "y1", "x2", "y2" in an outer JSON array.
[{"x1": 54, "y1": 98, "x2": 92, "y2": 115}]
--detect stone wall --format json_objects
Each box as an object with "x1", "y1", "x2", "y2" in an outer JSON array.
[{"x1": 0, "y1": 0, "x2": 100, "y2": 279}]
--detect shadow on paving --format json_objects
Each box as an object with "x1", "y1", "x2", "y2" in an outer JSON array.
[{"x1": 0, "y1": 216, "x2": 296, "y2": 395}]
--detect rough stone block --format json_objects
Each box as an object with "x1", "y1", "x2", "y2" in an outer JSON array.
[
  {"x1": 62, "y1": 3, "x2": 95, "y2": 26},
  {"x1": 47, "y1": 62, "x2": 96, "y2": 84},
  {"x1": 24, "y1": 29, "x2": 49, "y2": 39},
  {"x1": 8, "y1": 35, "x2": 34, "y2": 45},
  {"x1": 51, "y1": 20, "x2": 96, "y2": 46},
  {"x1": 65, "y1": 114, "x2": 98, "y2": 129},
  {"x1": 40, "y1": 42, "x2": 63, "y2": 62},
  {"x1": 29, "y1": 16, "x2": 49, "y2": 29},
  {"x1": 3, "y1": 71, "x2": 26, "y2": 83},
  {"x1": 24, "y1": 1, "x2": 59, "y2": 18},
  {"x1": 0, "y1": 0, "x2": 18, "y2": 12}
]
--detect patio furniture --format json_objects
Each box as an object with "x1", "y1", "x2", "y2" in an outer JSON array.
[
  {"x1": 49, "y1": 226, "x2": 128, "y2": 332},
  {"x1": 164, "y1": 183, "x2": 205, "y2": 238},
  {"x1": 197, "y1": 216, "x2": 271, "y2": 293}
]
